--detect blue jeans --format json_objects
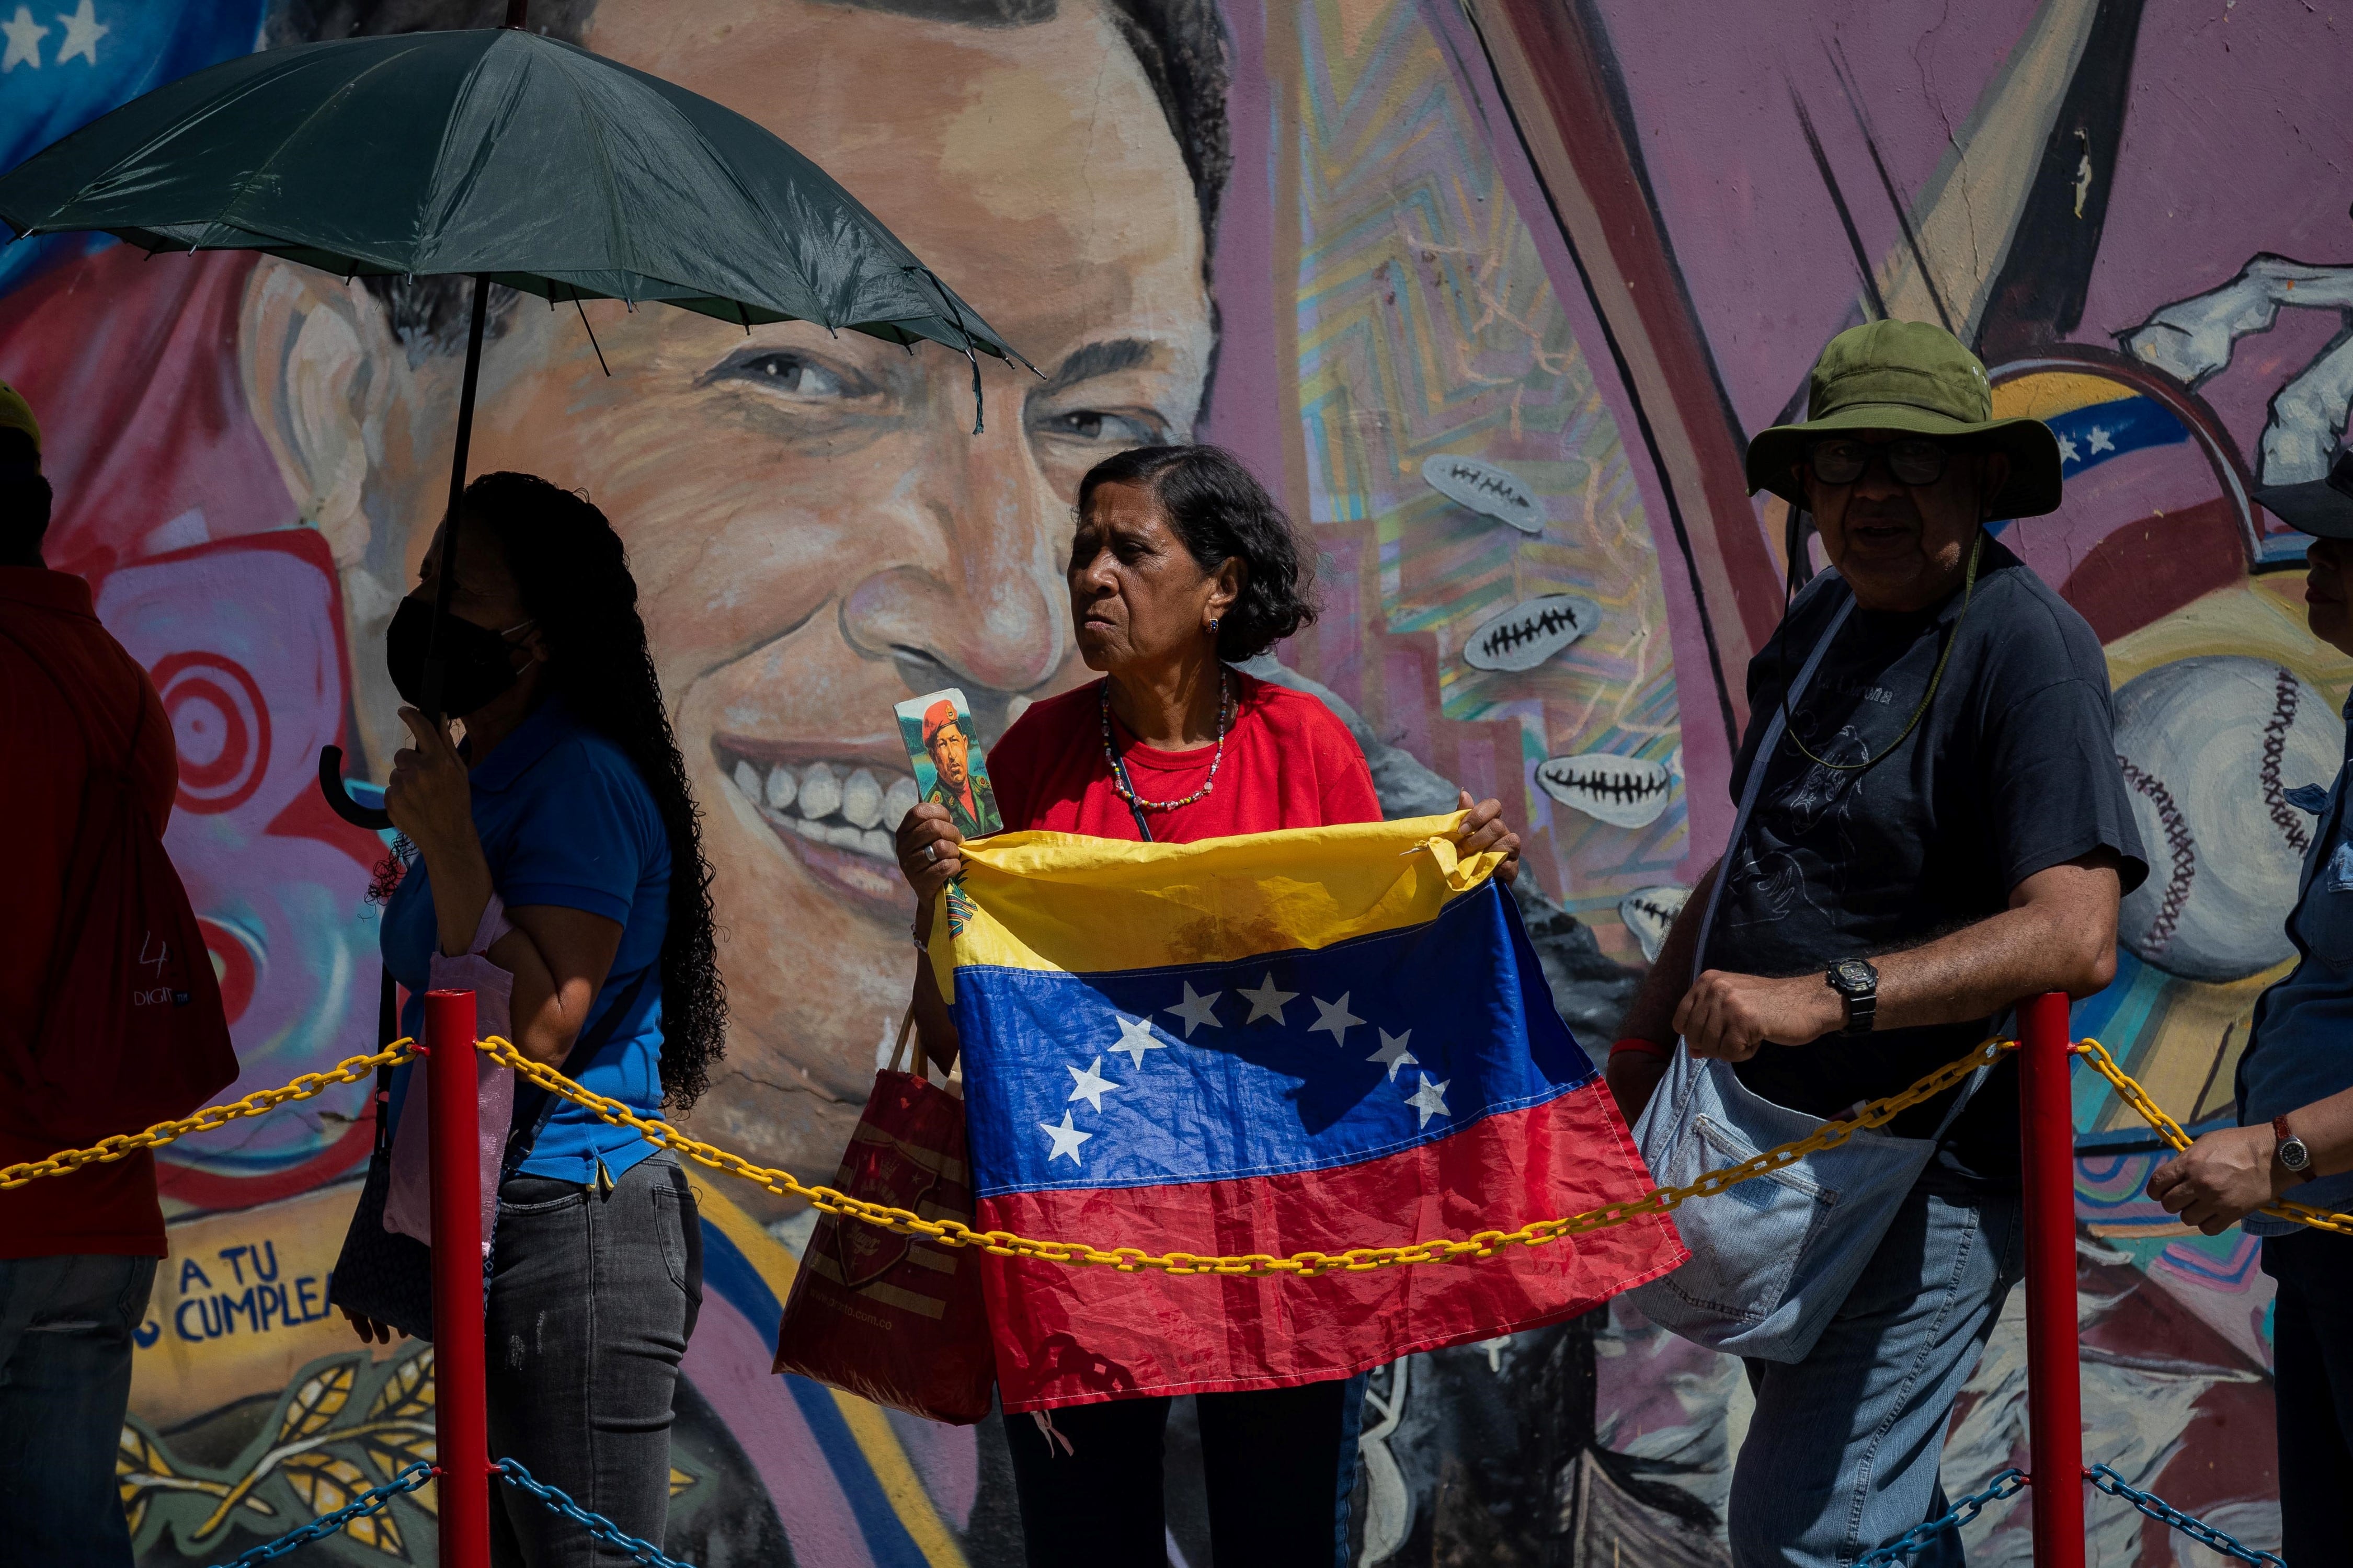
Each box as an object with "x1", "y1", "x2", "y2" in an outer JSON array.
[
  {"x1": 0, "y1": 1253, "x2": 158, "y2": 1567},
  {"x1": 1729, "y1": 1181, "x2": 2024, "y2": 1567},
  {"x1": 486, "y1": 1150, "x2": 701, "y2": 1568}
]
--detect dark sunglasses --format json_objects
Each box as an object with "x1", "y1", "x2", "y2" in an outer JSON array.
[{"x1": 1806, "y1": 436, "x2": 1959, "y2": 488}]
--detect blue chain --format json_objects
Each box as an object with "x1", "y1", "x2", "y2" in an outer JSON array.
[
  {"x1": 2087, "y1": 1463, "x2": 2286, "y2": 1566},
  {"x1": 211, "y1": 1461, "x2": 437, "y2": 1566},
  {"x1": 1854, "y1": 1468, "x2": 2028, "y2": 1567},
  {"x1": 494, "y1": 1458, "x2": 701, "y2": 1568}
]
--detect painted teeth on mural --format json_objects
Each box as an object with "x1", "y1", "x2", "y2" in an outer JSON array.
[
  {"x1": 1533, "y1": 752, "x2": 1673, "y2": 829},
  {"x1": 1616, "y1": 885, "x2": 1690, "y2": 965},
  {"x1": 1461, "y1": 594, "x2": 1598, "y2": 673},
  {"x1": 717, "y1": 745, "x2": 911, "y2": 861}
]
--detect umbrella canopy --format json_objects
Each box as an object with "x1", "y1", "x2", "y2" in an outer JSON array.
[{"x1": 0, "y1": 26, "x2": 1020, "y2": 363}]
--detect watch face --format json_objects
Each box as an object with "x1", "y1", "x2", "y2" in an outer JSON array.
[
  {"x1": 1835, "y1": 961, "x2": 1874, "y2": 991},
  {"x1": 2283, "y1": 1139, "x2": 2312, "y2": 1171}
]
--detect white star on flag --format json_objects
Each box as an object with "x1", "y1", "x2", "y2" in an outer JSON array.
[
  {"x1": 1039, "y1": 1110, "x2": 1093, "y2": 1165},
  {"x1": 2055, "y1": 433, "x2": 2079, "y2": 465},
  {"x1": 1165, "y1": 982, "x2": 1223, "y2": 1038},
  {"x1": 2087, "y1": 424, "x2": 2116, "y2": 455},
  {"x1": 1403, "y1": 1074, "x2": 1452, "y2": 1130},
  {"x1": 1237, "y1": 972, "x2": 1296, "y2": 1025},
  {"x1": 52, "y1": 0, "x2": 101, "y2": 65},
  {"x1": 1110, "y1": 1013, "x2": 1167, "y2": 1071},
  {"x1": 1308, "y1": 992, "x2": 1363, "y2": 1046},
  {"x1": 1, "y1": 6, "x2": 46, "y2": 71},
  {"x1": 1066, "y1": 1056, "x2": 1119, "y2": 1112},
  {"x1": 1368, "y1": 1029, "x2": 1418, "y2": 1082}
]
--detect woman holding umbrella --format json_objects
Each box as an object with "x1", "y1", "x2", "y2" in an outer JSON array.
[{"x1": 339, "y1": 471, "x2": 725, "y2": 1563}]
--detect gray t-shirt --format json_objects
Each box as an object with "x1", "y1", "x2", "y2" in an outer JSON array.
[{"x1": 1706, "y1": 536, "x2": 2148, "y2": 1192}]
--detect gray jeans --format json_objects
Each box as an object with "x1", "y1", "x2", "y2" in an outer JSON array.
[
  {"x1": 487, "y1": 1150, "x2": 701, "y2": 1567},
  {"x1": 0, "y1": 1253, "x2": 158, "y2": 1568}
]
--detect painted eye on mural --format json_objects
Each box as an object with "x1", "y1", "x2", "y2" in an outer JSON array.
[
  {"x1": 711, "y1": 348, "x2": 864, "y2": 402},
  {"x1": 1031, "y1": 407, "x2": 1167, "y2": 445}
]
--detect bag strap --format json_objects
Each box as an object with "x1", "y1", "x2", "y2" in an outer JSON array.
[
  {"x1": 1687, "y1": 577, "x2": 1992, "y2": 1137},
  {"x1": 1692, "y1": 576, "x2": 1856, "y2": 982}
]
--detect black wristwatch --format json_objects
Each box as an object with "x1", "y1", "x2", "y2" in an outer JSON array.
[
  {"x1": 2275, "y1": 1116, "x2": 2315, "y2": 1183},
  {"x1": 1826, "y1": 959, "x2": 1879, "y2": 1036}
]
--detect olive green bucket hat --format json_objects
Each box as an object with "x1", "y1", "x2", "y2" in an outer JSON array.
[{"x1": 1744, "y1": 319, "x2": 2063, "y2": 520}]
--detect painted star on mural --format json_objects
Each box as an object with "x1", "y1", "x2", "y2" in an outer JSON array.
[
  {"x1": 52, "y1": 0, "x2": 102, "y2": 64},
  {"x1": 1, "y1": 6, "x2": 45, "y2": 70}
]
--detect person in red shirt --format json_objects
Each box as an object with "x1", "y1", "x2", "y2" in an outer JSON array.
[
  {"x1": 895, "y1": 444, "x2": 1520, "y2": 1568},
  {"x1": 0, "y1": 381, "x2": 178, "y2": 1565}
]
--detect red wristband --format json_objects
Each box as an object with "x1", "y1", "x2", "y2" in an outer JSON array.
[{"x1": 1609, "y1": 1037, "x2": 1672, "y2": 1062}]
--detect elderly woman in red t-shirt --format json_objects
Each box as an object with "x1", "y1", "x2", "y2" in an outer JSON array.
[{"x1": 895, "y1": 443, "x2": 1518, "y2": 1568}]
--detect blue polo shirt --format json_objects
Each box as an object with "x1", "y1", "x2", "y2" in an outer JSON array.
[
  {"x1": 2238, "y1": 696, "x2": 2353, "y2": 1234},
  {"x1": 381, "y1": 696, "x2": 671, "y2": 1183}
]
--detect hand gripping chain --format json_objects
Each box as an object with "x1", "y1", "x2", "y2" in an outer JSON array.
[{"x1": 211, "y1": 1461, "x2": 437, "y2": 1566}]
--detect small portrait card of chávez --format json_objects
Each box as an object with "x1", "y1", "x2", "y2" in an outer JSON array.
[{"x1": 895, "y1": 688, "x2": 1003, "y2": 840}]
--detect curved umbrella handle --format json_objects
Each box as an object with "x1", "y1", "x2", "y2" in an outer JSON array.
[{"x1": 318, "y1": 745, "x2": 393, "y2": 830}]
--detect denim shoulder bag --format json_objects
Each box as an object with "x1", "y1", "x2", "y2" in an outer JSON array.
[{"x1": 1624, "y1": 575, "x2": 1988, "y2": 1364}]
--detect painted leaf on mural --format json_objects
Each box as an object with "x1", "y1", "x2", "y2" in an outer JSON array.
[
  {"x1": 284, "y1": 1451, "x2": 403, "y2": 1555},
  {"x1": 278, "y1": 1361, "x2": 357, "y2": 1442}
]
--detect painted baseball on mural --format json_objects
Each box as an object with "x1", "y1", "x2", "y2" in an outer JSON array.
[
  {"x1": 1535, "y1": 752, "x2": 1674, "y2": 830},
  {"x1": 2112, "y1": 656, "x2": 2343, "y2": 982},
  {"x1": 1421, "y1": 453, "x2": 1544, "y2": 534},
  {"x1": 1461, "y1": 594, "x2": 1598, "y2": 673},
  {"x1": 1617, "y1": 885, "x2": 1690, "y2": 965}
]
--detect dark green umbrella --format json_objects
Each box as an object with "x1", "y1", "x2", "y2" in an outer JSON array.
[{"x1": 0, "y1": 18, "x2": 1027, "y2": 822}]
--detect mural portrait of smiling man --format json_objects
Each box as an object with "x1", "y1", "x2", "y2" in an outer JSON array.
[{"x1": 241, "y1": 0, "x2": 1225, "y2": 1186}]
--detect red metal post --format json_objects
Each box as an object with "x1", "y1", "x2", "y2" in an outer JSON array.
[
  {"x1": 425, "y1": 989, "x2": 493, "y2": 1568},
  {"x1": 2018, "y1": 990, "x2": 2085, "y2": 1566}
]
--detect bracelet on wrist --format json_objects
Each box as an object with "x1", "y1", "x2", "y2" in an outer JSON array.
[{"x1": 1609, "y1": 1037, "x2": 1672, "y2": 1063}]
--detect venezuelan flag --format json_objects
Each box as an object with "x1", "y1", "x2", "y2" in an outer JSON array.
[{"x1": 927, "y1": 815, "x2": 1686, "y2": 1411}]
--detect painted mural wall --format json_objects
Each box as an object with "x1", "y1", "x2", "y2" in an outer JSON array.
[{"x1": 4, "y1": 0, "x2": 2346, "y2": 1561}]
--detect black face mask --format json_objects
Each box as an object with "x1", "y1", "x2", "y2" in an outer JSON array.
[{"x1": 385, "y1": 597, "x2": 535, "y2": 716}]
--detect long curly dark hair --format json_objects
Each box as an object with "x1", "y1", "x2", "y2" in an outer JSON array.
[{"x1": 462, "y1": 471, "x2": 727, "y2": 1112}]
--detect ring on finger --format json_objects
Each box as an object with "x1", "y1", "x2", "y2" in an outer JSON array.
[{"x1": 922, "y1": 843, "x2": 937, "y2": 865}]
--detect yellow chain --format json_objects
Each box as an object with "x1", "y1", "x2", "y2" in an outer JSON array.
[
  {"x1": 484, "y1": 1033, "x2": 2009, "y2": 1277},
  {"x1": 2070, "y1": 1038, "x2": 2353, "y2": 1238},
  {"x1": 0, "y1": 1042, "x2": 413, "y2": 1191},
  {"x1": 23, "y1": 1030, "x2": 2339, "y2": 1258}
]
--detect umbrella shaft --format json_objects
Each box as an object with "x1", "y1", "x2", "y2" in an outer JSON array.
[{"x1": 421, "y1": 274, "x2": 493, "y2": 723}]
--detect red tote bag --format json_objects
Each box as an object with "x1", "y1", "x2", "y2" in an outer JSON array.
[{"x1": 773, "y1": 1012, "x2": 995, "y2": 1424}]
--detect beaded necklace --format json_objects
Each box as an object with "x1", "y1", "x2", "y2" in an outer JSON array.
[{"x1": 1100, "y1": 671, "x2": 1232, "y2": 816}]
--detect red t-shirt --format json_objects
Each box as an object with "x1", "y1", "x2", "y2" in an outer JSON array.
[
  {"x1": 990, "y1": 671, "x2": 1381, "y2": 841},
  {"x1": 0, "y1": 566, "x2": 177, "y2": 1257}
]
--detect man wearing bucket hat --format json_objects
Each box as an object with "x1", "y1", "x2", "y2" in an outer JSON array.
[
  {"x1": 2148, "y1": 447, "x2": 2353, "y2": 1562},
  {"x1": 1607, "y1": 321, "x2": 2146, "y2": 1566}
]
